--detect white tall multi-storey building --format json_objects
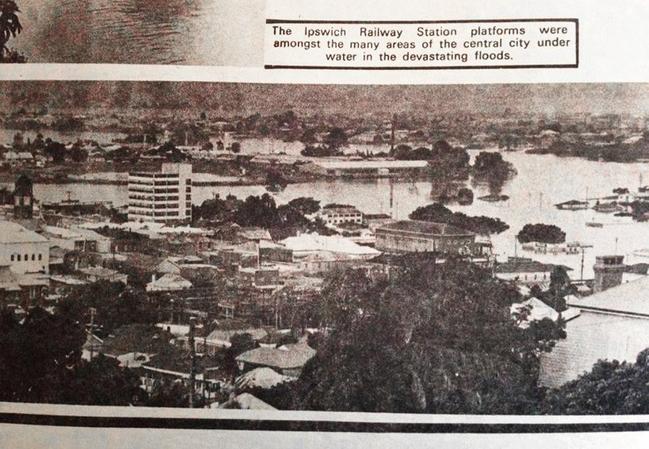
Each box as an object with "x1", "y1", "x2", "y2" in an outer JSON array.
[{"x1": 128, "y1": 163, "x2": 193, "y2": 224}]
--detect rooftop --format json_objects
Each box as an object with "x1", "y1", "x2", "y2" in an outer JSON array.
[
  {"x1": 146, "y1": 273, "x2": 192, "y2": 292},
  {"x1": 0, "y1": 221, "x2": 49, "y2": 244},
  {"x1": 236, "y1": 342, "x2": 316, "y2": 370},
  {"x1": 101, "y1": 324, "x2": 174, "y2": 357},
  {"x1": 511, "y1": 297, "x2": 560, "y2": 328},
  {"x1": 79, "y1": 266, "x2": 123, "y2": 278},
  {"x1": 364, "y1": 213, "x2": 393, "y2": 220},
  {"x1": 568, "y1": 275, "x2": 649, "y2": 317},
  {"x1": 219, "y1": 393, "x2": 277, "y2": 410},
  {"x1": 281, "y1": 233, "x2": 380, "y2": 257},
  {"x1": 495, "y1": 257, "x2": 556, "y2": 274},
  {"x1": 313, "y1": 159, "x2": 428, "y2": 169},
  {"x1": 235, "y1": 367, "x2": 293, "y2": 390},
  {"x1": 377, "y1": 220, "x2": 474, "y2": 237},
  {"x1": 207, "y1": 327, "x2": 268, "y2": 344},
  {"x1": 144, "y1": 346, "x2": 222, "y2": 375}
]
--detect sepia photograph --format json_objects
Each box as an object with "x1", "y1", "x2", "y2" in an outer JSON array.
[
  {"x1": 2, "y1": 80, "x2": 649, "y2": 416},
  {"x1": 0, "y1": 0, "x2": 265, "y2": 65}
]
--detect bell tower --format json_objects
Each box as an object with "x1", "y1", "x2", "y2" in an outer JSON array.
[{"x1": 13, "y1": 174, "x2": 34, "y2": 219}]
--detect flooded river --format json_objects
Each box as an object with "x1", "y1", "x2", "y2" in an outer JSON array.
[{"x1": 19, "y1": 151, "x2": 649, "y2": 278}]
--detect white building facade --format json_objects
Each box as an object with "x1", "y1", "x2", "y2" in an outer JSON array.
[
  {"x1": 128, "y1": 163, "x2": 193, "y2": 224},
  {"x1": 0, "y1": 221, "x2": 50, "y2": 274}
]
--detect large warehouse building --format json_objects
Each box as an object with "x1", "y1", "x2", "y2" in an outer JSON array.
[{"x1": 375, "y1": 220, "x2": 477, "y2": 255}]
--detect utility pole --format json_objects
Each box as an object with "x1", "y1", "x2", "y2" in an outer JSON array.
[
  {"x1": 88, "y1": 307, "x2": 97, "y2": 361},
  {"x1": 390, "y1": 113, "x2": 396, "y2": 152},
  {"x1": 389, "y1": 178, "x2": 395, "y2": 219},
  {"x1": 580, "y1": 247, "x2": 585, "y2": 281},
  {"x1": 188, "y1": 317, "x2": 196, "y2": 409}
]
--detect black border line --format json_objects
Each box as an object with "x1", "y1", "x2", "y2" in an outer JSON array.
[
  {"x1": 1, "y1": 412, "x2": 649, "y2": 433},
  {"x1": 264, "y1": 18, "x2": 579, "y2": 70}
]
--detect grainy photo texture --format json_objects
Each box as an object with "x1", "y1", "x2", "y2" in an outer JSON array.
[{"x1": 1, "y1": 81, "x2": 649, "y2": 415}]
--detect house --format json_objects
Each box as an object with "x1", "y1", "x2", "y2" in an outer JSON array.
[
  {"x1": 156, "y1": 255, "x2": 206, "y2": 274},
  {"x1": 319, "y1": 204, "x2": 363, "y2": 226},
  {"x1": 237, "y1": 227, "x2": 272, "y2": 243},
  {"x1": 259, "y1": 240, "x2": 293, "y2": 264},
  {"x1": 141, "y1": 346, "x2": 228, "y2": 399},
  {"x1": 235, "y1": 367, "x2": 293, "y2": 390},
  {"x1": 146, "y1": 273, "x2": 192, "y2": 292},
  {"x1": 43, "y1": 226, "x2": 112, "y2": 253},
  {"x1": 100, "y1": 324, "x2": 174, "y2": 361},
  {"x1": 237, "y1": 267, "x2": 280, "y2": 289},
  {"x1": 215, "y1": 243, "x2": 259, "y2": 270},
  {"x1": 70, "y1": 227, "x2": 112, "y2": 253},
  {"x1": 49, "y1": 274, "x2": 88, "y2": 299},
  {"x1": 539, "y1": 267, "x2": 649, "y2": 388},
  {"x1": 78, "y1": 266, "x2": 128, "y2": 284},
  {"x1": 198, "y1": 324, "x2": 269, "y2": 352},
  {"x1": 154, "y1": 255, "x2": 222, "y2": 286},
  {"x1": 235, "y1": 341, "x2": 316, "y2": 377},
  {"x1": 495, "y1": 257, "x2": 558, "y2": 287},
  {"x1": 0, "y1": 264, "x2": 49, "y2": 308},
  {"x1": 3, "y1": 151, "x2": 34, "y2": 166}
]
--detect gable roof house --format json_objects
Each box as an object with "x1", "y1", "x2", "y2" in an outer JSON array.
[{"x1": 235, "y1": 341, "x2": 316, "y2": 377}]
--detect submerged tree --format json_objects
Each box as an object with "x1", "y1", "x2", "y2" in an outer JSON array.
[
  {"x1": 471, "y1": 151, "x2": 516, "y2": 197},
  {"x1": 0, "y1": 1, "x2": 25, "y2": 63}
]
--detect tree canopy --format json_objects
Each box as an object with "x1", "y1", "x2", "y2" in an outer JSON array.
[
  {"x1": 409, "y1": 202, "x2": 509, "y2": 235},
  {"x1": 517, "y1": 223, "x2": 566, "y2": 244},
  {"x1": 0, "y1": 0, "x2": 25, "y2": 63},
  {"x1": 472, "y1": 151, "x2": 516, "y2": 196},
  {"x1": 543, "y1": 349, "x2": 649, "y2": 414},
  {"x1": 0, "y1": 306, "x2": 145, "y2": 405},
  {"x1": 292, "y1": 255, "x2": 564, "y2": 413}
]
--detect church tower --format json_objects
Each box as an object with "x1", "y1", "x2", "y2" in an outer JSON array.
[{"x1": 13, "y1": 174, "x2": 34, "y2": 219}]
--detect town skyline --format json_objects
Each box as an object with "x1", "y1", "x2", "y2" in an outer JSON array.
[{"x1": 3, "y1": 79, "x2": 649, "y2": 415}]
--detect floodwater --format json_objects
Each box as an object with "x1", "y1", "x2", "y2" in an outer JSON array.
[
  {"x1": 0, "y1": 129, "x2": 127, "y2": 146},
  {"x1": 20, "y1": 151, "x2": 649, "y2": 278},
  {"x1": 11, "y1": 0, "x2": 265, "y2": 65}
]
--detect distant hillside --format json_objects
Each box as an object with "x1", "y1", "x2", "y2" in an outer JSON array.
[{"x1": 2, "y1": 82, "x2": 649, "y2": 117}]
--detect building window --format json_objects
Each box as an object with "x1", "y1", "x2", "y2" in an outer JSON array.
[
  {"x1": 32, "y1": 254, "x2": 35, "y2": 261},
  {"x1": 38, "y1": 254, "x2": 42, "y2": 261},
  {"x1": 24, "y1": 254, "x2": 28, "y2": 261},
  {"x1": 17, "y1": 255, "x2": 21, "y2": 261},
  {"x1": 10, "y1": 254, "x2": 14, "y2": 261}
]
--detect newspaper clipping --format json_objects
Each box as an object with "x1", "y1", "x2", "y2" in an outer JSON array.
[{"x1": 2, "y1": 1, "x2": 649, "y2": 448}]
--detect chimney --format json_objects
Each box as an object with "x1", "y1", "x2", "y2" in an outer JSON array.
[{"x1": 593, "y1": 255, "x2": 625, "y2": 293}]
